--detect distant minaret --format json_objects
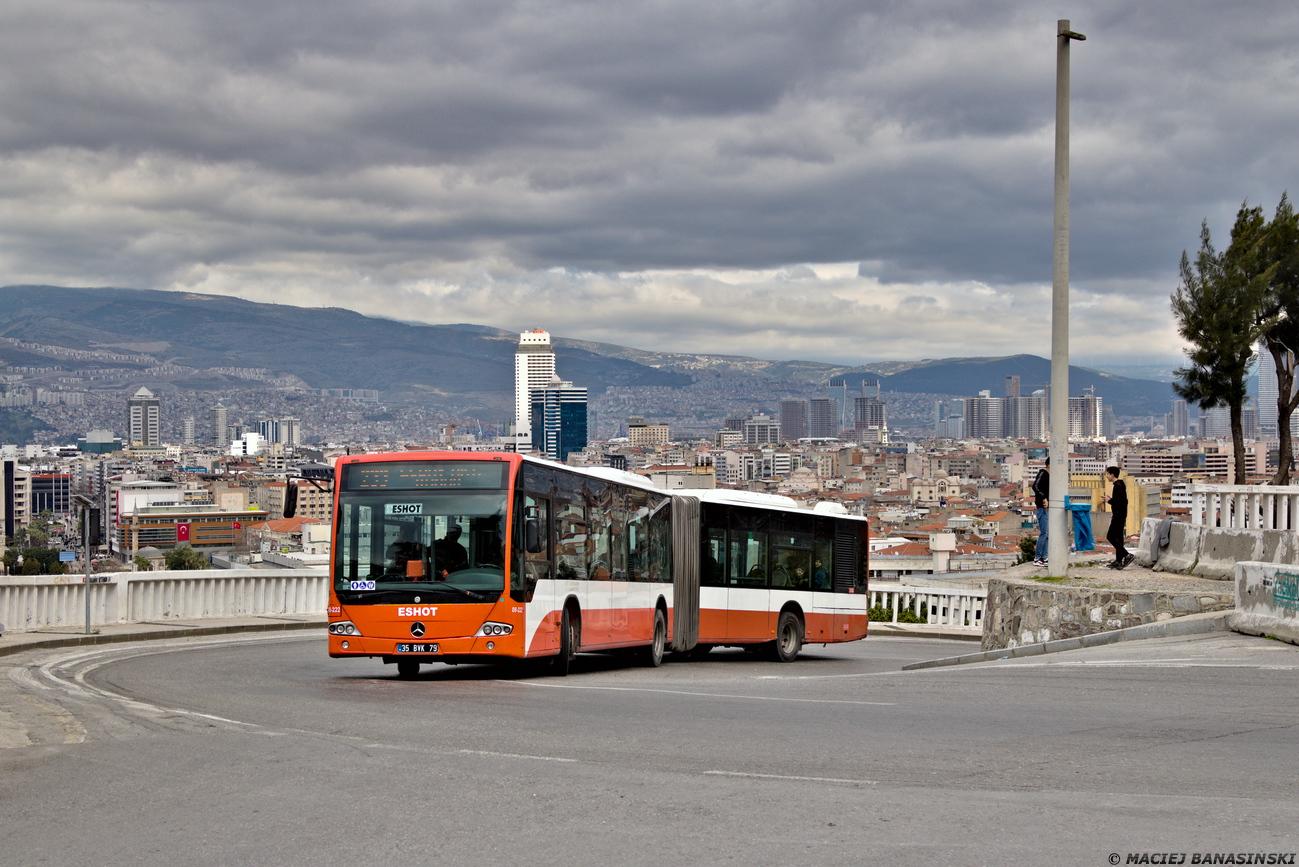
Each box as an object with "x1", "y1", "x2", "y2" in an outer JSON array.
[{"x1": 514, "y1": 330, "x2": 556, "y2": 448}]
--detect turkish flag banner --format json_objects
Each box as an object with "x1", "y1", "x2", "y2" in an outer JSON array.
[
  {"x1": 176, "y1": 523, "x2": 191, "y2": 542},
  {"x1": 233, "y1": 521, "x2": 242, "y2": 530}
]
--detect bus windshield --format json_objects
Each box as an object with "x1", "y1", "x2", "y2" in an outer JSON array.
[{"x1": 334, "y1": 491, "x2": 506, "y2": 604}]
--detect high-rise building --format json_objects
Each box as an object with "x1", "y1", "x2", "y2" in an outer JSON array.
[
  {"x1": 963, "y1": 391, "x2": 1004, "y2": 439},
  {"x1": 515, "y1": 330, "x2": 556, "y2": 448},
  {"x1": 1004, "y1": 392, "x2": 1047, "y2": 439},
  {"x1": 807, "y1": 398, "x2": 839, "y2": 438},
  {"x1": 779, "y1": 400, "x2": 807, "y2": 443},
  {"x1": 1166, "y1": 400, "x2": 1190, "y2": 438},
  {"x1": 1005, "y1": 375, "x2": 1021, "y2": 398},
  {"x1": 182, "y1": 415, "x2": 196, "y2": 446},
  {"x1": 281, "y1": 417, "x2": 301, "y2": 448},
  {"x1": 259, "y1": 418, "x2": 281, "y2": 443},
  {"x1": 827, "y1": 378, "x2": 849, "y2": 433},
  {"x1": 127, "y1": 387, "x2": 161, "y2": 447},
  {"x1": 210, "y1": 403, "x2": 229, "y2": 446},
  {"x1": 1069, "y1": 392, "x2": 1104, "y2": 439},
  {"x1": 530, "y1": 376, "x2": 587, "y2": 462},
  {"x1": 853, "y1": 396, "x2": 886, "y2": 434}
]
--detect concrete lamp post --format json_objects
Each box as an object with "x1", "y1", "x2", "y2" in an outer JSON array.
[{"x1": 1048, "y1": 19, "x2": 1085, "y2": 576}]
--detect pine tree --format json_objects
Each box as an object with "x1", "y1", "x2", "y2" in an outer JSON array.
[
  {"x1": 1171, "y1": 207, "x2": 1271, "y2": 484},
  {"x1": 1257, "y1": 195, "x2": 1299, "y2": 483}
]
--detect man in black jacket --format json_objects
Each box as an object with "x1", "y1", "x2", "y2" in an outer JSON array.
[
  {"x1": 1031, "y1": 459, "x2": 1050, "y2": 566},
  {"x1": 1102, "y1": 466, "x2": 1132, "y2": 569}
]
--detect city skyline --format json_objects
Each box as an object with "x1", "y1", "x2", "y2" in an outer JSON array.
[{"x1": 0, "y1": 3, "x2": 1296, "y2": 368}]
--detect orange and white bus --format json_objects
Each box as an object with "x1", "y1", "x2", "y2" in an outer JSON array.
[{"x1": 327, "y1": 451, "x2": 869, "y2": 677}]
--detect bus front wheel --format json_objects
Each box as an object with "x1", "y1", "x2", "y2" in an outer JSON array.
[
  {"x1": 770, "y1": 612, "x2": 803, "y2": 663},
  {"x1": 553, "y1": 607, "x2": 578, "y2": 677}
]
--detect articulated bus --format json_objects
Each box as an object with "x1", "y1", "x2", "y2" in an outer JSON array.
[{"x1": 327, "y1": 451, "x2": 869, "y2": 677}]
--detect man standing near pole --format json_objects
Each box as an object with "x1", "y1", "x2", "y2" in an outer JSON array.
[{"x1": 1032, "y1": 459, "x2": 1051, "y2": 567}]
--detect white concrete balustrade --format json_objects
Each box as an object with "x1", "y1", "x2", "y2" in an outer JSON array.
[
  {"x1": 1190, "y1": 484, "x2": 1299, "y2": 530},
  {"x1": 0, "y1": 568, "x2": 329, "y2": 634},
  {"x1": 869, "y1": 581, "x2": 986, "y2": 632}
]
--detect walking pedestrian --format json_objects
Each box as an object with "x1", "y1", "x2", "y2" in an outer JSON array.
[{"x1": 1102, "y1": 466, "x2": 1132, "y2": 569}]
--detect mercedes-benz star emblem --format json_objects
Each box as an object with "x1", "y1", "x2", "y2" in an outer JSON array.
[{"x1": 410, "y1": 622, "x2": 426, "y2": 638}]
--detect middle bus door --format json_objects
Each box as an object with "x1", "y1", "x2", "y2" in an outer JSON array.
[{"x1": 726, "y1": 529, "x2": 770, "y2": 642}]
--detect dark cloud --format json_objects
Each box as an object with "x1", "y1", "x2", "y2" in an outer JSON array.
[{"x1": 0, "y1": 0, "x2": 1296, "y2": 365}]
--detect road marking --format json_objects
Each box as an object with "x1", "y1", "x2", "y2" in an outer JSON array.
[
  {"x1": 993, "y1": 659, "x2": 1299, "y2": 670},
  {"x1": 457, "y1": 749, "x2": 577, "y2": 763},
  {"x1": 517, "y1": 682, "x2": 894, "y2": 705},
  {"x1": 704, "y1": 770, "x2": 879, "y2": 786}
]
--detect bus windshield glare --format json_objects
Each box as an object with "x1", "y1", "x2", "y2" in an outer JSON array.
[{"x1": 334, "y1": 491, "x2": 506, "y2": 604}]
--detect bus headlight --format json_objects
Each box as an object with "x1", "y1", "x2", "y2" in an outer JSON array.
[
  {"x1": 475, "y1": 622, "x2": 513, "y2": 637},
  {"x1": 329, "y1": 621, "x2": 362, "y2": 636}
]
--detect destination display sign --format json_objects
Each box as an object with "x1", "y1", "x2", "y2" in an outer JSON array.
[{"x1": 342, "y1": 461, "x2": 507, "y2": 491}]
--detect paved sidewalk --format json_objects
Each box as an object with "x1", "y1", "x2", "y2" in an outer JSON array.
[{"x1": 0, "y1": 615, "x2": 327, "y2": 658}]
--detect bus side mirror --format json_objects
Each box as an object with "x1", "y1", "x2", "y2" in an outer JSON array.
[{"x1": 524, "y1": 519, "x2": 544, "y2": 553}]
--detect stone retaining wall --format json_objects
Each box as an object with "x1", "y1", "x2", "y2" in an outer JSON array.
[{"x1": 982, "y1": 577, "x2": 1235, "y2": 651}]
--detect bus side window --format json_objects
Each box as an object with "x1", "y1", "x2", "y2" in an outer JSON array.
[
  {"x1": 555, "y1": 500, "x2": 587, "y2": 580},
  {"x1": 701, "y1": 527, "x2": 726, "y2": 587}
]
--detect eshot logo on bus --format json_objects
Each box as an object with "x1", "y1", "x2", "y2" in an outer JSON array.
[
  {"x1": 385, "y1": 503, "x2": 423, "y2": 516},
  {"x1": 349, "y1": 580, "x2": 376, "y2": 591},
  {"x1": 397, "y1": 606, "x2": 439, "y2": 617}
]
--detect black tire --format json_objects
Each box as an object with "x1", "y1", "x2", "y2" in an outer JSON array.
[
  {"x1": 770, "y1": 611, "x2": 803, "y2": 663},
  {"x1": 553, "y1": 607, "x2": 578, "y2": 677},
  {"x1": 641, "y1": 609, "x2": 666, "y2": 667},
  {"x1": 396, "y1": 659, "x2": 420, "y2": 679}
]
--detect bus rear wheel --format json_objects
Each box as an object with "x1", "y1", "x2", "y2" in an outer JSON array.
[
  {"x1": 640, "y1": 609, "x2": 666, "y2": 668},
  {"x1": 770, "y1": 611, "x2": 803, "y2": 663},
  {"x1": 396, "y1": 659, "x2": 420, "y2": 678}
]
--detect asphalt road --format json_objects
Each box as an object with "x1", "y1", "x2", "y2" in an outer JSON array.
[{"x1": 2, "y1": 632, "x2": 1297, "y2": 866}]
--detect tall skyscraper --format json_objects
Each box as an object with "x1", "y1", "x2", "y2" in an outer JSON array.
[
  {"x1": 779, "y1": 400, "x2": 807, "y2": 442},
  {"x1": 281, "y1": 417, "x2": 301, "y2": 448},
  {"x1": 853, "y1": 396, "x2": 886, "y2": 432},
  {"x1": 1167, "y1": 399, "x2": 1190, "y2": 438},
  {"x1": 807, "y1": 398, "x2": 839, "y2": 438},
  {"x1": 827, "y1": 378, "x2": 849, "y2": 433},
  {"x1": 963, "y1": 391, "x2": 1003, "y2": 439},
  {"x1": 515, "y1": 330, "x2": 556, "y2": 448},
  {"x1": 1069, "y1": 392, "x2": 1104, "y2": 439},
  {"x1": 530, "y1": 376, "x2": 587, "y2": 462},
  {"x1": 210, "y1": 403, "x2": 229, "y2": 446},
  {"x1": 182, "y1": 415, "x2": 196, "y2": 446},
  {"x1": 259, "y1": 418, "x2": 281, "y2": 443},
  {"x1": 127, "y1": 387, "x2": 160, "y2": 447}
]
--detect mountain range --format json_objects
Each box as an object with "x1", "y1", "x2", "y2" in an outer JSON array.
[{"x1": 0, "y1": 285, "x2": 1174, "y2": 419}]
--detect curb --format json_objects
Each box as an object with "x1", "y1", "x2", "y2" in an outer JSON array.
[
  {"x1": 867, "y1": 624, "x2": 982, "y2": 641},
  {"x1": 0, "y1": 618, "x2": 326, "y2": 659},
  {"x1": 900, "y1": 611, "x2": 1232, "y2": 670}
]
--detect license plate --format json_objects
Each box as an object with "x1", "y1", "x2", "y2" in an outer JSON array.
[{"x1": 395, "y1": 643, "x2": 439, "y2": 654}]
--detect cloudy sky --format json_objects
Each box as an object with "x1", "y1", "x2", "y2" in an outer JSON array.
[{"x1": 1, "y1": 1, "x2": 1296, "y2": 369}]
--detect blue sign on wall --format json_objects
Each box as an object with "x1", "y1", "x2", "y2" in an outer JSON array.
[{"x1": 58, "y1": 551, "x2": 76, "y2": 562}]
